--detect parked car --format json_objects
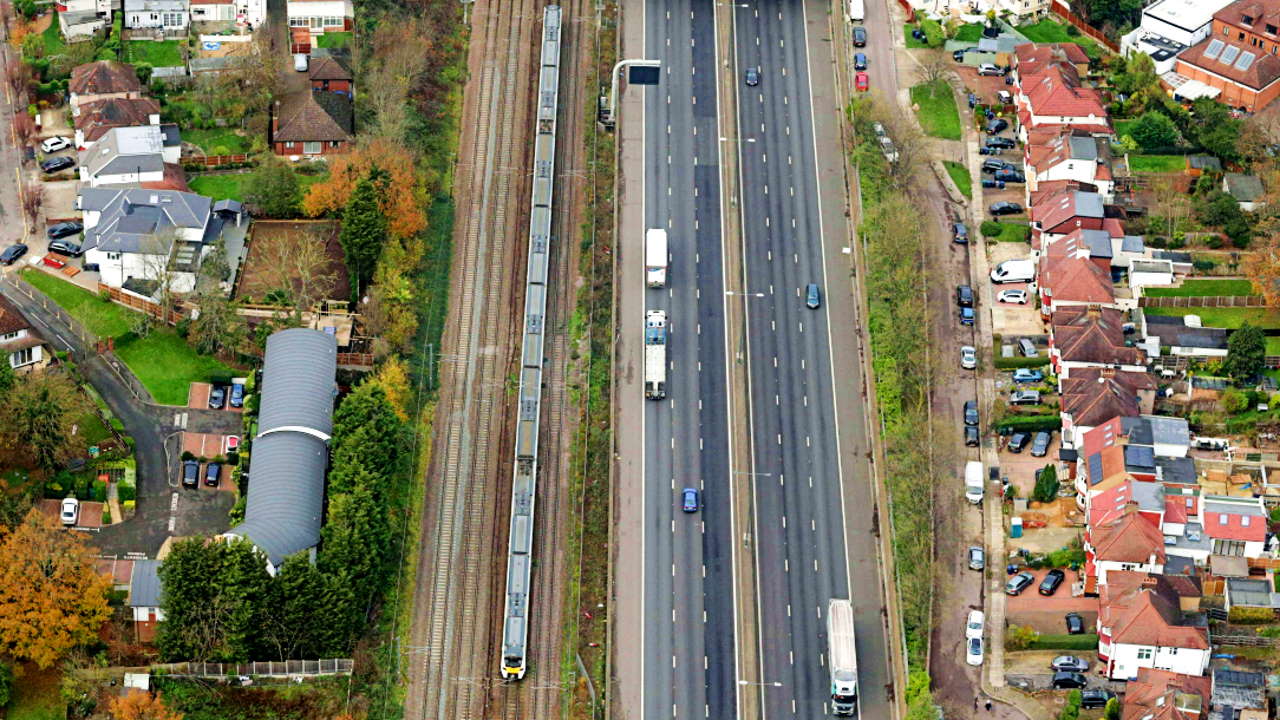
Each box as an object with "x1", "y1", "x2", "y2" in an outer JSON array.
[
  {"x1": 967, "y1": 545, "x2": 985, "y2": 571},
  {"x1": 60, "y1": 497, "x2": 79, "y2": 525},
  {"x1": 1008, "y1": 432, "x2": 1030, "y2": 453},
  {"x1": 40, "y1": 156, "x2": 74, "y2": 174},
  {"x1": 1019, "y1": 337, "x2": 1037, "y2": 357},
  {"x1": 959, "y1": 306, "x2": 974, "y2": 326},
  {"x1": 1051, "y1": 672, "x2": 1087, "y2": 690},
  {"x1": 46, "y1": 221, "x2": 84, "y2": 239},
  {"x1": 681, "y1": 487, "x2": 700, "y2": 513},
  {"x1": 960, "y1": 345, "x2": 977, "y2": 370},
  {"x1": 910, "y1": 27, "x2": 925, "y2": 40},
  {"x1": 985, "y1": 118, "x2": 1009, "y2": 133},
  {"x1": 877, "y1": 136, "x2": 899, "y2": 162},
  {"x1": 853, "y1": 26, "x2": 866, "y2": 46},
  {"x1": 1012, "y1": 368, "x2": 1044, "y2": 383},
  {"x1": 952, "y1": 222, "x2": 969, "y2": 244},
  {"x1": 182, "y1": 459, "x2": 199, "y2": 488},
  {"x1": 854, "y1": 52, "x2": 867, "y2": 70},
  {"x1": 1050, "y1": 656, "x2": 1090, "y2": 672},
  {"x1": 205, "y1": 462, "x2": 221, "y2": 487},
  {"x1": 963, "y1": 399, "x2": 978, "y2": 426},
  {"x1": 1030, "y1": 430, "x2": 1052, "y2": 457},
  {"x1": 1080, "y1": 689, "x2": 1114, "y2": 709},
  {"x1": 994, "y1": 169, "x2": 1026, "y2": 184},
  {"x1": 47, "y1": 239, "x2": 83, "y2": 257},
  {"x1": 966, "y1": 636, "x2": 984, "y2": 666},
  {"x1": 230, "y1": 382, "x2": 245, "y2": 408},
  {"x1": 0, "y1": 243, "x2": 28, "y2": 265},
  {"x1": 855, "y1": 72, "x2": 869, "y2": 91},
  {"x1": 293, "y1": 53, "x2": 309, "y2": 72},
  {"x1": 997, "y1": 288, "x2": 1028, "y2": 304},
  {"x1": 1010, "y1": 389, "x2": 1041, "y2": 405},
  {"x1": 982, "y1": 158, "x2": 1013, "y2": 174},
  {"x1": 977, "y1": 63, "x2": 1003, "y2": 76},
  {"x1": 989, "y1": 201, "x2": 1023, "y2": 216},
  {"x1": 40, "y1": 136, "x2": 71, "y2": 153},
  {"x1": 208, "y1": 385, "x2": 226, "y2": 409},
  {"x1": 806, "y1": 283, "x2": 821, "y2": 309},
  {"x1": 956, "y1": 284, "x2": 974, "y2": 307},
  {"x1": 872, "y1": 122, "x2": 887, "y2": 137},
  {"x1": 966, "y1": 609, "x2": 985, "y2": 640},
  {"x1": 1004, "y1": 570, "x2": 1035, "y2": 595},
  {"x1": 964, "y1": 425, "x2": 980, "y2": 447},
  {"x1": 744, "y1": 67, "x2": 760, "y2": 86},
  {"x1": 1065, "y1": 612, "x2": 1085, "y2": 634},
  {"x1": 951, "y1": 47, "x2": 977, "y2": 61},
  {"x1": 985, "y1": 136, "x2": 1016, "y2": 149},
  {"x1": 980, "y1": 179, "x2": 1006, "y2": 190},
  {"x1": 1039, "y1": 568, "x2": 1065, "y2": 595}
]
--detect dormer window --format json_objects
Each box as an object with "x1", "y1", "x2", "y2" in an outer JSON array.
[
  {"x1": 1267, "y1": 23, "x2": 1277, "y2": 34},
  {"x1": 1243, "y1": 14, "x2": 1254, "y2": 25}
]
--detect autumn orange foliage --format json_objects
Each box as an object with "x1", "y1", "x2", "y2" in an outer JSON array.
[
  {"x1": 108, "y1": 691, "x2": 185, "y2": 720},
  {"x1": 301, "y1": 139, "x2": 426, "y2": 240}
]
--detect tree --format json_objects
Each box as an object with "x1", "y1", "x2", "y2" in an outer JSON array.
[
  {"x1": 0, "y1": 360, "x2": 15, "y2": 396},
  {"x1": 219, "y1": 539, "x2": 272, "y2": 661},
  {"x1": 301, "y1": 139, "x2": 426, "y2": 240},
  {"x1": 258, "y1": 555, "x2": 326, "y2": 661},
  {"x1": 1081, "y1": 0, "x2": 1142, "y2": 27},
  {"x1": 1243, "y1": 238, "x2": 1280, "y2": 306},
  {"x1": 317, "y1": 486, "x2": 392, "y2": 650},
  {"x1": 1060, "y1": 689, "x2": 1082, "y2": 720},
  {"x1": 373, "y1": 356, "x2": 413, "y2": 421},
  {"x1": 338, "y1": 174, "x2": 389, "y2": 299},
  {"x1": 1223, "y1": 323, "x2": 1266, "y2": 383},
  {"x1": 917, "y1": 56, "x2": 950, "y2": 87},
  {"x1": 1004, "y1": 624, "x2": 1038, "y2": 650},
  {"x1": 1033, "y1": 464, "x2": 1059, "y2": 503},
  {"x1": 157, "y1": 538, "x2": 231, "y2": 661},
  {"x1": 20, "y1": 182, "x2": 43, "y2": 226},
  {"x1": 12, "y1": 112, "x2": 34, "y2": 149},
  {"x1": 253, "y1": 229, "x2": 338, "y2": 320},
  {"x1": 0, "y1": 661, "x2": 12, "y2": 708},
  {"x1": 0, "y1": 370, "x2": 90, "y2": 473},
  {"x1": 1196, "y1": 190, "x2": 1245, "y2": 228},
  {"x1": 108, "y1": 690, "x2": 183, "y2": 720},
  {"x1": 1149, "y1": 177, "x2": 1191, "y2": 241},
  {"x1": 245, "y1": 157, "x2": 302, "y2": 218},
  {"x1": 1129, "y1": 111, "x2": 1179, "y2": 150},
  {"x1": 1103, "y1": 698, "x2": 1121, "y2": 720},
  {"x1": 0, "y1": 509, "x2": 111, "y2": 668}
]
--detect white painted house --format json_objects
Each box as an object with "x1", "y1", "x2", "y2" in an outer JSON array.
[
  {"x1": 286, "y1": 0, "x2": 352, "y2": 33},
  {"x1": 0, "y1": 294, "x2": 50, "y2": 374},
  {"x1": 1097, "y1": 576, "x2": 1210, "y2": 680},
  {"x1": 124, "y1": 0, "x2": 189, "y2": 34},
  {"x1": 1121, "y1": 0, "x2": 1236, "y2": 73},
  {"x1": 79, "y1": 125, "x2": 180, "y2": 187},
  {"x1": 127, "y1": 559, "x2": 166, "y2": 637}
]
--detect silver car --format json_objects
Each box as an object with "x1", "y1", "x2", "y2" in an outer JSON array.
[
  {"x1": 967, "y1": 545, "x2": 985, "y2": 570},
  {"x1": 960, "y1": 345, "x2": 977, "y2": 370},
  {"x1": 1050, "y1": 655, "x2": 1090, "y2": 672}
]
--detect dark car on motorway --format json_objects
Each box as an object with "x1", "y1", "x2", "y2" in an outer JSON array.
[
  {"x1": 1065, "y1": 612, "x2": 1085, "y2": 634},
  {"x1": 1004, "y1": 570, "x2": 1035, "y2": 595},
  {"x1": 208, "y1": 385, "x2": 226, "y2": 409},
  {"x1": 956, "y1": 284, "x2": 974, "y2": 307},
  {"x1": 982, "y1": 158, "x2": 1013, "y2": 174},
  {"x1": 47, "y1": 239, "x2": 83, "y2": 257},
  {"x1": 46, "y1": 221, "x2": 83, "y2": 239},
  {"x1": 0, "y1": 243, "x2": 27, "y2": 265},
  {"x1": 985, "y1": 136, "x2": 1017, "y2": 149},
  {"x1": 994, "y1": 168, "x2": 1026, "y2": 183},
  {"x1": 854, "y1": 52, "x2": 867, "y2": 70},
  {"x1": 985, "y1": 118, "x2": 1009, "y2": 134},
  {"x1": 990, "y1": 201, "x2": 1023, "y2": 216},
  {"x1": 230, "y1": 382, "x2": 245, "y2": 408},
  {"x1": 40, "y1": 156, "x2": 74, "y2": 174},
  {"x1": 205, "y1": 462, "x2": 221, "y2": 487},
  {"x1": 1039, "y1": 568, "x2": 1065, "y2": 596},
  {"x1": 1031, "y1": 431, "x2": 1052, "y2": 457},
  {"x1": 1051, "y1": 672, "x2": 1087, "y2": 690},
  {"x1": 1080, "y1": 689, "x2": 1115, "y2": 709},
  {"x1": 965, "y1": 425, "x2": 980, "y2": 447},
  {"x1": 1050, "y1": 656, "x2": 1090, "y2": 672},
  {"x1": 182, "y1": 459, "x2": 199, "y2": 488},
  {"x1": 1008, "y1": 432, "x2": 1030, "y2": 453},
  {"x1": 964, "y1": 399, "x2": 978, "y2": 426},
  {"x1": 853, "y1": 26, "x2": 866, "y2": 46},
  {"x1": 744, "y1": 67, "x2": 759, "y2": 86},
  {"x1": 681, "y1": 487, "x2": 700, "y2": 513}
]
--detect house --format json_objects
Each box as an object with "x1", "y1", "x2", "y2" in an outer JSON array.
[
  {"x1": 1015, "y1": 59, "x2": 1110, "y2": 135},
  {"x1": 74, "y1": 98, "x2": 161, "y2": 149},
  {"x1": 308, "y1": 55, "x2": 352, "y2": 95},
  {"x1": 1049, "y1": 306, "x2": 1145, "y2": 375},
  {"x1": 123, "y1": 0, "x2": 189, "y2": 35},
  {"x1": 223, "y1": 328, "x2": 337, "y2": 575},
  {"x1": 236, "y1": 0, "x2": 266, "y2": 26},
  {"x1": 1171, "y1": 0, "x2": 1280, "y2": 112},
  {"x1": 1032, "y1": 190, "x2": 1108, "y2": 238},
  {"x1": 1202, "y1": 495, "x2": 1268, "y2": 558},
  {"x1": 69, "y1": 61, "x2": 143, "y2": 117},
  {"x1": 1060, "y1": 369, "x2": 1156, "y2": 447},
  {"x1": 1223, "y1": 577, "x2": 1280, "y2": 612},
  {"x1": 286, "y1": 0, "x2": 353, "y2": 34},
  {"x1": 1121, "y1": 667, "x2": 1212, "y2": 720},
  {"x1": 58, "y1": 3, "x2": 111, "y2": 39},
  {"x1": 1038, "y1": 255, "x2": 1116, "y2": 317},
  {"x1": 78, "y1": 125, "x2": 181, "y2": 188},
  {"x1": 1140, "y1": 313, "x2": 1230, "y2": 358},
  {"x1": 1097, "y1": 572, "x2": 1210, "y2": 679},
  {"x1": 1024, "y1": 129, "x2": 1115, "y2": 199},
  {"x1": 78, "y1": 188, "x2": 246, "y2": 293},
  {"x1": 1223, "y1": 173, "x2": 1265, "y2": 211},
  {"x1": 1121, "y1": 0, "x2": 1238, "y2": 73},
  {"x1": 0, "y1": 294, "x2": 51, "y2": 374},
  {"x1": 127, "y1": 558, "x2": 164, "y2": 643},
  {"x1": 1085, "y1": 512, "x2": 1167, "y2": 588},
  {"x1": 1210, "y1": 668, "x2": 1267, "y2": 720},
  {"x1": 1013, "y1": 43, "x2": 1090, "y2": 83},
  {"x1": 271, "y1": 91, "x2": 353, "y2": 157},
  {"x1": 189, "y1": 0, "x2": 236, "y2": 22}
]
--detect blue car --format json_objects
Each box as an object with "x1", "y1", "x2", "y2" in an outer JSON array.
[
  {"x1": 1012, "y1": 368, "x2": 1044, "y2": 383},
  {"x1": 681, "y1": 488, "x2": 700, "y2": 513},
  {"x1": 229, "y1": 382, "x2": 245, "y2": 408},
  {"x1": 960, "y1": 307, "x2": 975, "y2": 326}
]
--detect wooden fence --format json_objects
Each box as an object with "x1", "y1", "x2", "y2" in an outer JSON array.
[
  {"x1": 97, "y1": 283, "x2": 184, "y2": 325},
  {"x1": 1049, "y1": 0, "x2": 1120, "y2": 53},
  {"x1": 182, "y1": 153, "x2": 250, "y2": 167},
  {"x1": 1139, "y1": 295, "x2": 1267, "y2": 308},
  {"x1": 1214, "y1": 635, "x2": 1278, "y2": 647},
  {"x1": 149, "y1": 658, "x2": 354, "y2": 678},
  {"x1": 337, "y1": 352, "x2": 375, "y2": 368}
]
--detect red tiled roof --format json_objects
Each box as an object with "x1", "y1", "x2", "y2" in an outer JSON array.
[
  {"x1": 0, "y1": 293, "x2": 33, "y2": 337},
  {"x1": 70, "y1": 61, "x2": 141, "y2": 97},
  {"x1": 1121, "y1": 668, "x2": 1210, "y2": 720},
  {"x1": 1041, "y1": 255, "x2": 1115, "y2": 306},
  {"x1": 1106, "y1": 584, "x2": 1209, "y2": 650},
  {"x1": 1217, "y1": 0, "x2": 1280, "y2": 30},
  {"x1": 141, "y1": 163, "x2": 191, "y2": 192},
  {"x1": 1177, "y1": 35, "x2": 1280, "y2": 91},
  {"x1": 1062, "y1": 374, "x2": 1151, "y2": 427},
  {"x1": 1089, "y1": 478, "x2": 1135, "y2": 525},
  {"x1": 1023, "y1": 64, "x2": 1108, "y2": 120},
  {"x1": 1030, "y1": 180, "x2": 1096, "y2": 206},
  {"x1": 75, "y1": 98, "x2": 160, "y2": 144},
  {"x1": 1204, "y1": 505, "x2": 1267, "y2": 542},
  {"x1": 1081, "y1": 416, "x2": 1125, "y2": 456},
  {"x1": 1091, "y1": 512, "x2": 1165, "y2": 564},
  {"x1": 1052, "y1": 307, "x2": 1138, "y2": 364},
  {"x1": 1164, "y1": 495, "x2": 1193, "y2": 524},
  {"x1": 1032, "y1": 190, "x2": 1105, "y2": 233}
]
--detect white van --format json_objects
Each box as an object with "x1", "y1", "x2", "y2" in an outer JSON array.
[
  {"x1": 990, "y1": 259, "x2": 1036, "y2": 284},
  {"x1": 293, "y1": 53, "x2": 309, "y2": 72},
  {"x1": 964, "y1": 461, "x2": 984, "y2": 504}
]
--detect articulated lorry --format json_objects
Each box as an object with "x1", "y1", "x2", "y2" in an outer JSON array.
[
  {"x1": 828, "y1": 598, "x2": 858, "y2": 716},
  {"x1": 646, "y1": 229, "x2": 668, "y2": 288},
  {"x1": 645, "y1": 309, "x2": 667, "y2": 400}
]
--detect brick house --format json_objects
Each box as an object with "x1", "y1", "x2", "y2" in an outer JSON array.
[
  {"x1": 69, "y1": 61, "x2": 143, "y2": 117},
  {"x1": 271, "y1": 91, "x2": 353, "y2": 157},
  {"x1": 1172, "y1": 0, "x2": 1280, "y2": 111},
  {"x1": 1120, "y1": 667, "x2": 1211, "y2": 720},
  {"x1": 308, "y1": 55, "x2": 353, "y2": 96},
  {"x1": 1097, "y1": 572, "x2": 1211, "y2": 680},
  {"x1": 0, "y1": 294, "x2": 51, "y2": 374},
  {"x1": 1023, "y1": 128, "x2": 1115, "y2": 199},
  {"x1": 74, "y1": 98, "x2": 162, "y2": 149}
]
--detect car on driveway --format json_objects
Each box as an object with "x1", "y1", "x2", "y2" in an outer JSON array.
[
  {"x1": 40, "y1": 136, "x2": 71, "y2": 153},
  {"x1": 47, "y1": 239, "x2": 83, "y2": 257},
  {"x1": 985, "y1": 136, "x2": 1016, "y2": 149},
  {"x1": 966, "y1": 609, "x2": 985, "y2": 640},
  {"x1": 681, "y1": 487, "x2": 700, "y2": 513},
  {"x1": 1031, "y1": 430, "x2": 1052, "y2": 457},
  {"x1": 952, "y1": 46, "x2": 977, "y2": 61},
  {"x1": 744, "y1": 67, "x2": 759, "y2": 86},
  {"x1": 967, "y1": 545, "x2": 985, "y2": 570},
  {"x1": 1039, "y1": 568, "x2": 1065, "y2": 595},
  {"x1": 854, "y1": 52, "x2": 867, "y2": 70},
  {"x1": 963, "y1": 399, "x2": 978, "y2": 426},
  {"x1": 230, "y1": 382, "x2": 245, "y2": 408},
  {"x1": 966, "y1": 636, "x2": 984, "y2": 666},
  {"x1": 960, "y1": 345, "x2": 977, "y2": 370},
  {"x1": 982, "y1": 158, "x2": 1013, "y2": 174},
  {"x1": 994, "y1": 168, "x2": 1026, "y2": 183},
  {"x1": 1005, "y1": 570, "x2": 1035, "y2": 595},
  {"x1": 1012, "y1": 368, "x2": 1044, "y2": 383},
  {"x1": 1, "y1": 243, "x2": 28, "y2": 265},
  {"x1": 182, "y1": 459, "x2": 199, "y2": 488},
  {"x1": 1051, "y1": 672, "x2": 1087, "y2": 690},
  {"x1": 1050, "y1": 656, "x2": 1090, "y2": 672},
  {"x1": 205, "y1": 462, "x2": 221, "y2": 487},
  {"x1": 1019, "y1": 337, "x2": 1038, "y2": 357},
  {"x1": 1010, "y1": 389, "x2": 1041, "y2": 405},
  {"x1": 1080, "y1": 689, "x2": 1114, "y2": 709},
  {"x1": 208, "y1": 385, "x2": 226, "y2": 409},
  {"x1": 997, "y1": 288, "x2": 1028, "y2": 304},
  {"x1": 60, "y1": 497, "x2": 79, "y2": 525},
  {"x1": 40, "y1": 156, "x2": 75, "y2": 174},
  {"x1": 855, "y1": 72, "x2": 869, "y2": 91},
  {"x1": 1008, "y1": 431, "x2": 1030, "y2": 453},
  {"x1": 46, "y1": 221, "x2": 84, "y2": 239},
  {"x1": 989, "y1": 201, "x2": 1023, "y2": 216},
  {"x1": 1065, "y1": 612, "x2": 1086, "y2": 634},
  {"x1": 985, "y1": 118, "x2": 1008, "y2": 133},
  {"x1": 978, "y1": 63, "x2": 1003, "y2": 76}
]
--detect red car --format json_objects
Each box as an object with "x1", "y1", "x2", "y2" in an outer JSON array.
[{"x1": 855, "y1": 72, "x2": 869, "y2": 91}]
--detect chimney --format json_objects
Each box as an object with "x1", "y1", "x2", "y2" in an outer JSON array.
[{"x1": 1101, "y1": 367, "x2": 1117, "y2": 380}]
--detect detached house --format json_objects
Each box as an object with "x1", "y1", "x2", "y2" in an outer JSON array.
[
  {"x1": 74, "y1": 98, "x2": 161, "y2": 149},
  {"x1": 272, "y1": 91, "x2": 353, "y2": 157},
  {"x1": 0, "y1": 294, "x2": 51, "y2": 374},
  {"x1": 79, "y1": 125, "x2": 182, "y2": 188},
  {"x1": 1097, "y1": 572, "x2": 1211, "y2": 680},
  {"x1": 1172, "y1": 0, "x2": 1280, "y2": 111},
  {"x1": 70, "y1": 61, "x2": 143, "y2": 117},
  {"x1": 286, "y1": 0, "x2": 353, "y2": 34}
]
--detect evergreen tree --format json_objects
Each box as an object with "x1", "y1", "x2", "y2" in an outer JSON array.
[
  {"x1": 1224, "y1": 323, "x2": 1266, "y2": 383},
  {"x1": 260, "y1": 554, "x2": 325, "y2": 661},
  {"x1": 157, "y1": 538, "x2": 228, "y2": 661},
  {"x1": 220, "y1": 539, "x2": 272, "y2": 661},
  {"x1": 245, "y1": 157, "x2": 302, "y2": 219},
  {"x1": 338, "y1": 172, "x2": 389, "y2": 300}
]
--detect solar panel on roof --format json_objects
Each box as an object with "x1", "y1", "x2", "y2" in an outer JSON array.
[
  {"x1": 1221, "y1": 44, "x2": 1241, "y2": 64},
  {"x1": 1236, "y1": 51, "x2": 1256, "y2": 70},
  {"x1": 1204, "y1": 38, "x2": 1225, "y2": 59}
]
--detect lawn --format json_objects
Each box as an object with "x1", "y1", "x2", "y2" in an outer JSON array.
[
  {"x1": 190, "y1": 169, "x2": 327, "y2": 203},
  {"x1": 943, "y1": 160, "x2": 971, "y2": 199},
  {"x1": 990, "y1": 223, "x2": 1030, "y2": 243},
  {"x1": 1128, "y1": 154, "x2": 1185, "y2": 174},
  {"x1": 181, "y1": 127, "x2": 252, "y2": 155},
  {"x1": 41, "y1": 12, "x2": 67, "y2": 56},
  {"x1": 7, "y1": 664, "x2": 64, "y2": 720},
  {"x1": 115, "y1": 331, "x2": 235, "y2": 405},
  {"x1": 910, "y1": 80, "x2": 961, "y2": 141},
  {"x1": 903, "y1": 24, "x2": 928, "y2": 49},
  {"x1": 954, "y1": 23, "x2": 984, "y2": 42},
  {"x1": 1143, "y1": 306, "x2": 1280, "y2": 329},
  {"x1": 128, "y1": 39, "x2": 184, "y2": 67},
  {"x1": 1113, "y1": 118, "x2": 1136, "y2": 138},
  {"x1": 1268, "y1": 337, "x2": 1280, "y2": 355},
  {"x1": 21, "y1": 269, "x2": 134, "y2": 338},
  {"x1": 315, "y1": 31, "x2": 352, "y2": 49},
  {"x1": 1143, "y1": 279, "x2": 1258, "y2": 297},
  {"x1": 1017, "y1": 19, "x2": 1103, "y2": 57}
]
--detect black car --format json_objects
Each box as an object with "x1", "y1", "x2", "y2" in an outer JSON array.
[
  {"x1": 1051, "y1": 672, "x2": 1087, "y2": 690},
  {"x1": 951, "y1": 47, "x2": 976, "y2": 61},
  {"x1": 39, "y1": 156, "x2": 74, "y2": 174},
  {"x1": 985, "y1": 136, "x2": 1017, "y2": 149},
  {"x1": 952, "y1": 222, "x2": 969, "y2": 244},
  {"x1": 0, "y1": 243, "x2": 27, "y2": 265},
  {"x1": 1080, "y1": 689, "x2": 1115, "y2": 709},
  {"x1": 181, "y1": 459, "x2": 199, "y2": 488},
  {"x1": 963, "y1": 399, "x2": 978, "y2": 426},
  {"x1": 47, "y1": 239, "x2": 83, "y2": 257},
  {"x1": 964, "y1": 425, "x2": 980, "y2": 447},
  {"x1": 208, "y1": 385, "x2": 226, "y2": 409},
  {"x1": 994, "y1": 169, "x2": 1026, "y2": 184},
  {"x1": 990, "y1": 201, "x2": 1023, "y2": 216},
  {"x1": 981, "y1": 158, "x2": 1013, "y2": 173},
  {"x1": 744, "y1": 67, "x2": 759, "y2": 86},
  {"x1": 1008, "y1": 431, "x2": 1030, "y2": 453},
  {"x1": 1065, "y1": 612, "x2": 1085, "y2": 635},
  {"x1": 981, "y1": 179, "x2": 1006, "y2": 190},
  {"x1": 853, "y1": 26, "x2": 866, "y2": 46},
  {"x1": 978, "y1": 146, "x2": 1001, "y2": 156},
  {"x1": 1039, "y1": 568, "x2": 1065, "y2": 596},
  {"x1": 46, "y1": 221, "x2": 83, "y2": 239},
  {"x1": 956, "y1": 284, "x2": 974, "y2": 308},
  {"x1": 205, "y1": 461, "x2": 221, "y2": 487},
  {"x1": 985, "y1": 118, "x2": 1009, "y2": 134}
]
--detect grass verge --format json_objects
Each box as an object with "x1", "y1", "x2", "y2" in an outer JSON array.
[
  {"x1": 910, "y1": 80, "x2": 961, "y2": 140},
  {"x1": 943, "y1": 160, "x2": 971, "y2": 199},
  {"x1": 1143, "y1": 278, "x2": 1257, "y2": 297},
  {"x1": 1128, "y1": 154, "x2": 1185, "y2": 174},
  {"x1": 21, "y1": 268, "x2": 134, "y2": 337},
  {"x1": 1142, "y1": 306, "x2": 1280, "y2": 329},
  {"x1": 903, "y1": 24, "x2": 928, "y2": 48}
]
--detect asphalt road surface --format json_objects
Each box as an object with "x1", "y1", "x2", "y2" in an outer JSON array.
[{"x1": 641, "y1": 0, "x2": 738, "y2": 716}]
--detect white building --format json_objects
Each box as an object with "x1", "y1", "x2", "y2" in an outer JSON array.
[
  {"x1": 286, "y1": 0, "x2": 352, "y2": 33},
  {"x1": 189, "y1": 0, "x2": 236, "y2": 21},
  {"x1": 78, "y1": 125, "x2": 181, "y2": 187},
  {"x1": 1121, "y1": 0, "x2": 1236, "y2": 74},
  {"x1": 124, "y1": 0, "x2": 190, "y2": 35},
  {"x1": 235, "y1": 0, "x2": 266, "y2": 27},
  {"x1": 1098, "y1": 576, "x2": 1210, "y2": 680},
  {"x1": 0, "y1": 294, "x2": 49, "y2": 373},
  {"x1": 127, "y1": 559, "x2": 166, "y2": 630}
]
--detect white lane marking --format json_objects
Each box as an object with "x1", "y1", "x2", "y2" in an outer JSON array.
[
  {"x1": 787, "y1": 604, "x2": 792, "y2": 617},
  {"x1": 777, "y1": 433, "x2": 782, "y2": 445},
  {"x1": 775, "y1": 394, "x2": 780, "y2": 406},
  {"x1": 784, "y1": 558, "x2": 789, "y2": 572},
  {"x1": 764, "y1": 184, "x2": 769, "y2": 195}
]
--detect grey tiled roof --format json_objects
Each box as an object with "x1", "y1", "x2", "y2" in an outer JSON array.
[
  {"x1": 129, "y1": 558, "x2": 162, "y2": 607},
  {"x1": 80, "y1": 188, "x2": 211, "y2": 254}
]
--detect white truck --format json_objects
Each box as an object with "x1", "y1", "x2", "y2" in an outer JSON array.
[
  {"x1": 964, "y1": 460, "x2": 984, "y2": 505},
  {"x1": 828, "y1": 598, "x2": 858, "y2": 716},
  {"x1": 646, "y1": 229, "x2": 668, "y2": 288},
  {"x1": 645, "y1": 309, "x2": 667, "y2": 400},
  {"x1": 846, "y1": 0, "x2": 864, "y2": 21}
]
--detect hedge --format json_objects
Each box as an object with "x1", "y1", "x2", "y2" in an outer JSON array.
[
  {"x1": 1228, "y1": 606, "x2": 1277, "y2": 624},
  {"x1": 1028, "y1": 633, "x2": 1099, "y2": 650},
  {"x1": 994, "y1": 355, "x2": 1051, "y2": 370},
  {"x1": 995, "y1": 414, "x2": 1062, "y2": 433}
]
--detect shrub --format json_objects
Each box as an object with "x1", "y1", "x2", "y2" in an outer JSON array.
[
  {"x1": 996, "y1": 415, "x2": 1062, "y2": 433},
  {"x1": 92, "y1": 480, "x2": 108, "y2": 502},
  {"x1": 1258, "y1": 625, "x2": 1280, "y2": 637},
  {"x1": 1228, "y1": 606, "x2": 1276, "y2": 624},
  {"x1": 1194, "y1": 258, "x2": 1217, "y2": 272},
  {"x1": 1060, "y1": 689, "x2": 1082, "y2": 720},
  {"x1": 1104, "y1": 698, "x2": 1120, "y2": 720},
  {"x1": 181, "y1": 450, "x2": 195, "y2": 461},
  {"x1": 118, "y1": 483, "x2": 136, "y2": 502},
  {"x1": 110, "y1": 417, "x2": 125, "y2": 433},
  {"x1": 981, "y1": 220, "x2": 1004, "y2": 237},
  {"x1": 0, "y1": 662, "x2": 11, "y2": 708},
  {"x1": 1005, "y1": 624, "x2": 1038, "y2": 650},
  {"x1": 1033, "y1": 464, "x2": 1059, "y2": 503},
  {"x1": 993, "y1": 355, "x2": 1052, "y2": 370},
  {"x1": 1028, "y1": 633, "x2": 1099, "y2": 650}
]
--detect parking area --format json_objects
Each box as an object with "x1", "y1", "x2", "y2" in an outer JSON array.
[
  {"x1": 188, "y1": 380, "x2": 244, "y2": 412},
  {"x1": 1004, "y1": 649, "x2": 1100, "y2": 676},
  {"x1": 1005, "y1": 567, "x2": 1098, "y2": 630},
  {"x1": 179, "y1": 431, "x2": 235, "y2": 491},
  {"x1": 39, "y1": 497, "x2": 106, "y2": 529},
  {"x1": 956, "y1": 63, "x2": 1018, "y2": 107}
]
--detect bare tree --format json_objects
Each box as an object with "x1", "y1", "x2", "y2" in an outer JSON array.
[
  {"x1": 20, "y1": 182, "x2": 43, "y2": 226},
  {"x1": 363, "y1": 20, "x2": 431, "y2": 141},
  {"x1": 12, "y1": 113, "x2": 34, "y2": 149},
  {"x1": 1149, "y1": 177, "x2": 1191, "y2": 241},
  {"x1": 917, "y1": 56, "x2": 951, "y2": 89},
  {"x1": 875, "y1": 104, "x2": 930, "y2": 191},
  {"x1": 5, "y1": 60, "x2": 32, "y2": 102},
  {"x1": 255, "y1": 229, "x2": 339, "y2": 322}
]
